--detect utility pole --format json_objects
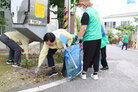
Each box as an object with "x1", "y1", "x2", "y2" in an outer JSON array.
[
  {"x1": 68, "y1": 0, "x2": 71, "y2": 32},
  {"x1": 64, "y1": 0, "x2": 71, "y2": 32},
  {"x1": 63, "y1": 0, "x2": 68, "y2": 30}
]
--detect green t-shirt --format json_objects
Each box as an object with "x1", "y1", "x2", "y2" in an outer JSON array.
[
  {"x1": 83, "y1": 7, "x2": 102, "y2": 41},
  {"x1": 101, "y1": 35, "x2": 109, "y2": 48},
  {"x1": 123, "y1": 34, "x2": 129, "y2": 43}
]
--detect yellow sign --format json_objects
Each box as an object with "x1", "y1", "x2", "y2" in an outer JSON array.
[{"x1": 35, "y1": 2, "x2": 45, "y2": 18}]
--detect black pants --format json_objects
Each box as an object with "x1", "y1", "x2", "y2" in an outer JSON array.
[
  {"x1": 83, "y1": 39, "x2": 101, "y2": 72},
  {"x1": 47, "y1": 49, "x2": 57, "y2": 67},
  {"x1": 0, "y1": 34, "x2": 21, "y2": 63},
  {"x1": 47, "y1": 49, "x2": 66, "y2": 72},
  {"x1": 101, "y1": 46, "x2": 108, "y2": 67}
]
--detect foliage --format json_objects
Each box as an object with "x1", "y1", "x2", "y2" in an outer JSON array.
[
  {"x1": 20, "y1": 59, "x2": 37, "y2": 68},
  {"x1": 50, "y1": 0, "x2": 79, "y2": 28},
  {"x1": 106, "y1": 28, "x2": 115, "y2": 43},
  {"x1": 0, "y1": 15, "x2": 8, "y2": 25},
  {"x1": 116, "y1": 32, "x2": 124, "y2": 40},
  {"x1": 76, "y1": 16, "x2": 81, "y2": 35},
  {"x1": 54, "y1": 52, "x2": 64, "y2": 64},
  {"x1": 0, "y1": 0, "x2": 10, "y2": 9},
  {"x1": 115, "y1": 24, "x2": 136, "y2": 38},
  {"x1": 134, "y1": 15, "x2": 138, "y2": 31}
]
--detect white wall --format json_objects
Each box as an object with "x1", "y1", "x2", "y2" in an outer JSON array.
[{"x1": 47, "y1": 6, "x2": 58, "y2": 32}]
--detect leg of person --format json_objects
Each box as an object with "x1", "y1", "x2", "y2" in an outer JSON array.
[
  {"x1": 0, "y1": 34, "x2": 21, "y2": 67},
  {"x1": 6, "y1": 49, "x2": 14, "y2": 64},
  {"x1": 101, "y1": 46, "x2": 109, "y2": 70},
  {"x1": 122, "y1": 43, "x2": 125, "y2": 50},
  {"x1": 91, "y1": 39, "x2": 101, "y2": 80},
  {"x1": 61, "y1": 58, "x2": 66, "y2": 77},
  {"x1": 126, "y1": 43, "x2": 128, "y2": 50},
  {"x1": 81, "y1": 41, "x2": 97, "y2": 79},
  {"x1": 46, "y1": 49, "x2": 58, "y2": 77}
]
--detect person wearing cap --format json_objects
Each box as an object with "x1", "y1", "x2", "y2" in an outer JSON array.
[
  {"x1": 36, "y1": 29, "x2": 73, "y2": 77},
  {"x1": 76, "y1": 0, "x2": 102, "y2": 80},
  {"x1": 122, "y1": 32, "x2": 129, "y2": 50},
  {"x1": 0, "y1": 31, "x2": 32, "y2": 67}
]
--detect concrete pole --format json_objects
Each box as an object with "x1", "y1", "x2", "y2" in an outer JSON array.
[
  {"x1": 136, "y1": 29, "x2": 138, "y2": 49},
  {"x1": 68, "y1": 0, "x2": 71, "y2": 32}
]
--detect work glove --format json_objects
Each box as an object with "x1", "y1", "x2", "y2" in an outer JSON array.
[
  {"x1": 75, "y1": 38, "x2": 83, "y2": 45},
  {"x1": 35, "y1": 67, "x2": 40, "y2": 73}
]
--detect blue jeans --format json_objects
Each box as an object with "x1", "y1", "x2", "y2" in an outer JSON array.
[
  {"x1": 0, "y1": 34, "x2": 21, "y2": 63},
  {"x1": 122, "y1": 42, "x2": 128, "y2": 50}
]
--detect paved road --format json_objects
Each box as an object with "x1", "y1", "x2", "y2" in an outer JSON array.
[{"x1": 9, "y1": 45, "x2": 138, "y2": 92}]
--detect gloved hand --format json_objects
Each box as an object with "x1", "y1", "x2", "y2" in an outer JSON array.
[
  {"x1": 35, "y1": 67, "x2": 40, "y2": 73},
  {"x1": 75, "y1": 38, "x2": 83, "y2": 45}
]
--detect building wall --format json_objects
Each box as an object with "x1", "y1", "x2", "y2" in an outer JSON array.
[{"x1": 103, "y1": 15, "x2": 137, "y2": 29}]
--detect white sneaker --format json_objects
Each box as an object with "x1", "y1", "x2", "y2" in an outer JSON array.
[
  {"x1": 80, "y1": 73, "x2": 86, "y2": 80},
  {"x1": 6, "y1": 62, "x2": 12, "y2": 65},
  {"x1": 91, "y1": 74, "x2": 98, "y2": 80},
  {"x1": 12, "y1": 64, "x2": 21, "y2": 68}
]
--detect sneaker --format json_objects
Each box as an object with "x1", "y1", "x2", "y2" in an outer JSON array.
[
  {"x1": 91, "y1": 73, "x2": 98, "y2": 80},
  {"x1": 100, "y1": 66, "x2": 109, "y2": 70},
  {"x1": 46, "y1": 69, "x2": 58, "y2": 77},
  {"x1": 6, "y1": 60, "x2": 14, "y2": 65},
  {"x1": 12, "y1": 63, "x2": 21, "y2": 68},
  {"x1": 80, "y1": 73, "x2": 86, "y2": 80}
]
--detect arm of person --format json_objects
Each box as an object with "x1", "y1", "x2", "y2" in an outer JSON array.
[
  {"x1": 22, "y1": 40, "x2": 29, "y2": 59},
  {"x1": 61, "y1": 31, "x2": 73, "y2": 46},
  {"x1": 78, "y1": 13, "x2": 89, "y2": 39},
  {"x1": 38, "y1": 43, "x2": 49, "y2": 67}
]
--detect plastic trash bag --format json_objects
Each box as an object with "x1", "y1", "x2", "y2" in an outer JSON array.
[
  {"x1": 64, "y1": 44, "x2": 82, "y2": 81},
  {"x1": 118, "y1": 41, "x2": 123, "y2": 47}
]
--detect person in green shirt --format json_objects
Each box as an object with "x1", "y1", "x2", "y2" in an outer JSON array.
[
  {"x1": 100, "y1": 26, "x2": 109, "y2": 70},
  {"x1": 122, "y1": 33, "x2": 129, "y2": 50},
  {"x1": 76, "y1": 0, "x2": 102, "y2": 80}
]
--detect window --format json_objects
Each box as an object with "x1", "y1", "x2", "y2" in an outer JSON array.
[
  {"x1": 121, "y1": 21, "x2": 129, "y2": 25},
  {"x1": 113, "y1": 22, "x2": 116, "y2": 28},
  {"x1": 104, "y1": 21, "x2": 116, "y2": 28}
]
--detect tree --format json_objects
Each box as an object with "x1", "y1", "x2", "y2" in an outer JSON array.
[
  {"x1": 115, "y1": 24, "x2": 136, "y2": 38},
  {"x1": 50, "y1": 0, "x2": 79, "y2": 28},
  {"x1": 106, "y1": 28, "x2": 115, "y2": 43},
  {"x1": 0, "y1": 0, "x2": 10, "y2": 9}
]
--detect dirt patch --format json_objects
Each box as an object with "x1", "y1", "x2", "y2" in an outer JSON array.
[{"x1": 0, "y1": 60, "x2": 63, "y2": 92}]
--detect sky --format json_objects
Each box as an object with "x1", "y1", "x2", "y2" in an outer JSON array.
[{"x1": 91, "y1": 0, "x2": 138, "y2": 17}]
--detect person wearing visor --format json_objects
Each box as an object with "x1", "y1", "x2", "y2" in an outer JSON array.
[{"x1": 76, "y1": 0, "x2": 102, "y2": 80}]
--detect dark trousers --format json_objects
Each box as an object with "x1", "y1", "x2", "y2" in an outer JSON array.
[
  {"x1": 101, "y1": 46, "x2": 108, "y2": 67},
  {"x1": 47, "y1": 49, "x2": 57, "y2": 67},
  {"x1": 83, "y1": 39, "x2": 101, "y2": 72},
  {"x1": 122, "y1": 42, "x2": 128, "y2": 50},
  {"x1": 0, "y1": 34, "x2": 21, "y2": 63}
]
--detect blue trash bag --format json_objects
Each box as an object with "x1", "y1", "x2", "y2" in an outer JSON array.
[
  {"x1": 64, "y1": 44, "x2": 82, "y2": 81},
  {"x1": 99, "y1": 53, "x2": 101, "y2": 67},
  {"x1": 118, "y1": 41, "x2": 123, "y2": 47}
]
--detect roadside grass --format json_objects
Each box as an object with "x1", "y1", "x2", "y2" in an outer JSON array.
[{"x1": 0, "y1": 52, "x2": 64, "y2": 92}]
